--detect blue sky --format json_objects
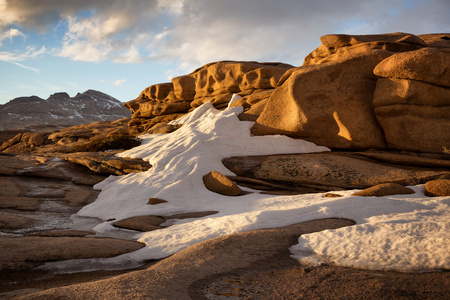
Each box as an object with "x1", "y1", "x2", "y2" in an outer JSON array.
[{"x1": 0, "y1": 0, "x2": 449, "y2": 104}]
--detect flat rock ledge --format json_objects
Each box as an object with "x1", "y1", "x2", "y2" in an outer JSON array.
[
  {"x1": 352, "y1": 183, "x2": 415, "y2": 197},
  {"x1": 0, "y1": 236, "x2": 144, "y2": 271}
]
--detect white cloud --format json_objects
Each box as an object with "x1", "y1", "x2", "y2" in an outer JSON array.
[
  {"x1": 1, "y1": 0, "x2": 449, "y2": 70},
  {"x1": 0, "y1": 28, "x2": 24, "y2": 46},
  {"x1": 0, "y1": 46, "x2": 45, "y2": 72},
  {"x1": 113, "y1": 79, "x2": 126, "y2": 86}
]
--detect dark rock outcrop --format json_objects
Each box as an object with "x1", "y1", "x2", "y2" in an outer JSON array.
[{"x1": 0, "y1": 117, "x2": 131, "y2": 154}]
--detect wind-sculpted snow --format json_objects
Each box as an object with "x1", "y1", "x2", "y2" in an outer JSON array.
[{"x1": 42, "y1": 101, "x2": 449, "y2": 274}]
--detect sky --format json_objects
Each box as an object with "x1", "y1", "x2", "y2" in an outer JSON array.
[{"x1": 0, "y1": 0, "x2": 449, "y2": 105}]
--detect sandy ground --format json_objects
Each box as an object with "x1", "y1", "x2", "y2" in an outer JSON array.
[{"x1": 0, "y1": 218, "x2": 447, "y2": 299}]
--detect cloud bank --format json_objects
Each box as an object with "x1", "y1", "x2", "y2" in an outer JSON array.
[{"x1": 1, "y1": 0, "x2": 449, "y2": 72}]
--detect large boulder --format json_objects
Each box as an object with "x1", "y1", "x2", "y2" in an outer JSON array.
[
  {"x1": 373, "y1": 48, "x2": 450, "y2": 153},
  {"x1": 374, "y1": 47, "x2": 450, "y2": 87},
  {"x1": 251, "y1": 51, "x2": 390, "y2": 149}
]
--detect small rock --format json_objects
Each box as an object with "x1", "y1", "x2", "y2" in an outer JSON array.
[
  {"x1": 425, "y1": 179, "x2": 450, "y2": 197},
  {"x1": 165, "y1": 211, "x2": 219, "y2": 219},
  {"x1": 203, "y1": 170, "x2": 242, "y2": 196},
  {"x1": 148, "y1": 197, "x2": 168, "y2": 205},
  {"x1": 113, "y1": 215, "x2": 166, "y2": 232},
  {"x1": 30, "y1": 230, "x2": 93, "y2": 237},
  {"x1": 352, "y1": 183, "x2": 415, "y2": 197},
  {"x1": 324, "y1": 193, "x2": 343, "y2": 198}
]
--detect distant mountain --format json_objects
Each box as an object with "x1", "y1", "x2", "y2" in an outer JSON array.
[{"x1": 0, "y1": 90, "x2": 131, "y2": 131}]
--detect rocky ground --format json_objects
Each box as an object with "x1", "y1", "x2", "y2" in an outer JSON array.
[{"x1": 1, "y1": 142, "x2": 449, "y2": 299}]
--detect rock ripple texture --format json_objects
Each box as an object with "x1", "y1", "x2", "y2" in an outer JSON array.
[{"x1": 124, "y1": 61, "x2": 293, "y2": 134}]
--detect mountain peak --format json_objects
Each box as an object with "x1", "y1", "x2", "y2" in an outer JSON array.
[{"x1": 0, "y1": 90, "x2": 130, "y2": 131}]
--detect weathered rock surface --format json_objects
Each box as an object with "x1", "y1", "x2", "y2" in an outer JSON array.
[
  {"x1": 251, "y1": 51, "x2": 390, "y2": 149},
  {"x1": 124, "y1": 61, "x2": 293, "y2": 134},
  {"x1": 374, "y1": 47, "x2": 450, "y2": 87},
  {"x1": 303, "y1": 33, "x2": 426, "y2": 65},
  {"x1": 0, "y1": 117, "x2": 131, "y2": 154},
  {"x1": 57, "y1": 151, "x2": 151, "y2": 176},
  {"x1": 203, "y1": 170, "x2": 242, "y2": 196},
  {"x1": 352, "y1": 183, "x2": 415, "y2": 197},
  {"x1": 0, "y1": 90, "x2": 130, "y2": 131},
  {"x1": 248, "y1": 33, "x2": 450, "y2": 153},
  {"x1": 113, "y1": 215, "x2": 166, "y2": 232},
  {"x1": 14, "y1": 218, "x2": 356, "y2": 299},
  {"x1": 173, "y1": 61, "x2": 293, "y2": 101},
  {"x1": 425, "y1": 179, "x2": 450, "y2": 197},
  {"x1": 15, "y1": 218, "x2": 450, "y2": 300},
  {"x1": 0, "y1": 154, "x2": 106, "y2": 234},
  {"x1": 373, "y1": 48, "x2": 450, "y2": 153},
  {"x1": 222, "y1": 152, "x2": 450, "y2": 191}
]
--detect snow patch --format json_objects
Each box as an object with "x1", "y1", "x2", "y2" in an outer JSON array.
[{"x1": 41, "y1": 101, "x2": 449, "y2": 274}]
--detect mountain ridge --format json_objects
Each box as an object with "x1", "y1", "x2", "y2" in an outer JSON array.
[{"x1": 0, "y1": 89, "x2": 131, "y2": 131}]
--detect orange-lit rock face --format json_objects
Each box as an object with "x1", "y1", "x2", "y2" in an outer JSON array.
[
  {"x1": 252, "y1": 51, "x2": 390, "y2": 150},
  {"x1": 373, "y1": 48, "x2": 450, "y2": 153},
  {"x1": 124, "y1": 61, "x2": 293, "y2": 134}
]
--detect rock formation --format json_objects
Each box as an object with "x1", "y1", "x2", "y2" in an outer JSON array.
[
  {"x1": 0, "y1": 117, "x2": 131, "y2": 154},
  {"x1": 124, "y1": 61, "x2": 293, "y2": 134},
  {"x1": 373, "y1": 47, "x2": 450, "y2": 153},
  {"x1": 222, "y1": 151, "x2": 450, "y2": 192},
  {"x1": 122, "y1": 32, "x2": 449, "y2": 154},
  {"x1": 251, "y1": 32, "x2": 450, "y2": 153},
  {"x1": 0, "y1": 90, "x2": 130, "y2": 131}
]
